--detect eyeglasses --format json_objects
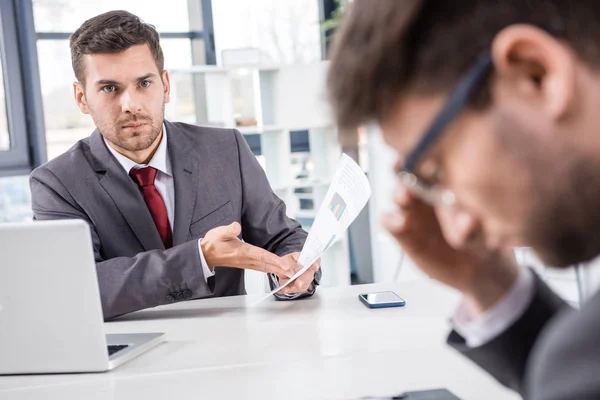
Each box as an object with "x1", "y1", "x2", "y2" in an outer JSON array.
[{"x1": 397, "y1": 52, "x2": 494, "y2": 207}]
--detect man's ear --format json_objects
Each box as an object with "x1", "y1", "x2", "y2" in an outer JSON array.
[
  {"x1": 162, "y1": 70, "x2": 171, "y2": 104},
  {"x1": 73, "y1": 82, "x2": 90, "y2": 114},
  {"x1": 491, "y1": 24, "x2": 576, "y2": 121}
]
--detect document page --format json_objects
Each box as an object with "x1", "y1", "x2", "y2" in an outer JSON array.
[{"x1": 252, "y1": 154, "x2": 371, "y2": 304}]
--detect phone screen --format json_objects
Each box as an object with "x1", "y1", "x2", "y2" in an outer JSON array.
[{"x1": 361, "y1": 291, "x2": 404, "y2": 304}]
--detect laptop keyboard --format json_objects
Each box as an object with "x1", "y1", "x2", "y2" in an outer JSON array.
[{"x1": 107, "y1": 344, "x2": 129, "y2": 356}]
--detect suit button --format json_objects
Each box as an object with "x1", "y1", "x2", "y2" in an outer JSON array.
[
  {"x1": 166, "y1": 294, "x2": 176, "y2": 303},
  {"x1": 183, "y1": 289, "x2": 193, "y2": 299},
  {"x1": 175, "y1": 291, "x2": 185, "y2": 301}
]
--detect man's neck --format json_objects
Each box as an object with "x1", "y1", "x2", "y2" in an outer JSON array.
[{"x1": 108, "y1": 128, "x2": 163, "y2": 165}]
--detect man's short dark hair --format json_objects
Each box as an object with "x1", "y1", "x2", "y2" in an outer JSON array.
[
  {"x1": 70, "y1": 10, "x2": 164, "y2": 85},
  {"x1": 327, "y1": 0, "x2": 600, "y2": 130}
]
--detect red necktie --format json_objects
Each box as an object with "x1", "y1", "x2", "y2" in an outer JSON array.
[{"x1": 129, "y1": 167, "x2": 173, "y2": 248}]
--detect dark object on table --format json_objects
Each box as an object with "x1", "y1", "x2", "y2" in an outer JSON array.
[{"x1": 361, "y1": 388, "x2": 461, "y2": 400}]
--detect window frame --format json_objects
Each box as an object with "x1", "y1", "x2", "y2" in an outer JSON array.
[{"x1": 0, "y1": 0, "x2": 40, "y2": 176}]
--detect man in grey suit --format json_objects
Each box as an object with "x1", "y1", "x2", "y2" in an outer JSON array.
[
  {"x1": 30, "y1": 11, "x2": 320, "y2": 320},
  {"x1": 328, "y1": 1, "x2": 600, "y2": 399}
]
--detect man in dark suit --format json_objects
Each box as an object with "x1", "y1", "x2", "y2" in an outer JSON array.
[
  {"x1": 328, "y1": 1, "x2": 600, "y2": 399},
  {"x1": 30, "y1": 10, "x2": 320, "y2": 320}
]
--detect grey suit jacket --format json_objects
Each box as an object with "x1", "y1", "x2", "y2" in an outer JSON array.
[
  {"x1": 30, "y1": 121, "x2": 320, "y2": 319},
  {"x1": 448, "y1": 272, "x2": 600, "y2": 399}
]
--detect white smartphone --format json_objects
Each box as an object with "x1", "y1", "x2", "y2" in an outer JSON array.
[{"x1": 358, "y1": 291, "x2": 406, "y2": 309}]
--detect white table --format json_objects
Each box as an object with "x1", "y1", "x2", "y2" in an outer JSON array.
[{"x1": 0, "y1": 281, "x2": 518, "y2": 400}]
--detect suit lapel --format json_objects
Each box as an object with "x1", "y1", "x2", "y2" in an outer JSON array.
[
  {"x1": 167, "y1": 121, "x2": 200, "y2": 246},
  {"x1": 168, "y1": 121, "x2": 231, "y2": 245},
  {"x1": 90, "y1": 130, "x2": 165, "y2": 251}
]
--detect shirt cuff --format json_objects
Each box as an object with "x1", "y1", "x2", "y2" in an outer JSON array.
[
  {"x1": 198, "y1": 238, "x2": 215, "y2": 282},
  {"x1": 452, "y1": 266, "x2": 535, "y2": 348}
]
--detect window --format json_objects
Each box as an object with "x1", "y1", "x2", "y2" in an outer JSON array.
[
  {"x1": 33, "y1": 0, "x2": 213, "y2": 161},
  {"x1": 33, "y1": 0, "x2": 192, "y2": 33},
  {"x1": 0, "y1": 176, "x2": 32, "y2": 222},
  {"x1": 0, "y1": 0, "x2": 41, "y2": 175},
  {"x1": 212, "y1": 0, "x2": 322, "y2": 65}
]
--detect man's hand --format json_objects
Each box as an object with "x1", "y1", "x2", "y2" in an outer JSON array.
[
  {"x1": 381, "y1": 184, "x2": 519, "y2": 317},
  {"x1": 277, "y1": 252, "x2": 320, "y2": 295},
  {"x1": 201, "y1": 222, "x2": 295, "y2": 279}
]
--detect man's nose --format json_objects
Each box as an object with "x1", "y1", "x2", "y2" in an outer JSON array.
[{"x1": 120, "y1": 88, "x2": 142, "y2": 114}]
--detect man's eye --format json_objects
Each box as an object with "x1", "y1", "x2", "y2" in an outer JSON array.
[
  {"x1": 102, "y1": 85, "x2": 116, "y2": 93},
  {"x1": 140, "y1": 80, "x2": 151, "y2": 88}
]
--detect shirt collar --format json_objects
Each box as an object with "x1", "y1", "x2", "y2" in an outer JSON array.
[{"x1": 104, "y1": 123, "x2": 171, "y2": 176}]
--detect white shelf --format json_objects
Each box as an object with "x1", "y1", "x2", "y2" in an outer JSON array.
[
  {"x1": 293, "y1": 178, "x2": 330, "y2": 188},
  {"x1": 295, "y1": 210, "x2": 317, "y2": 220},
  {"x1": 236, "y1": 124, "x2": 334, "y2": 134},
  {"x1": 169, "y1": 65, "x2": 280, "y2": 74},
  {"x1": 236, "y1": 125, "x2": 283, "y2": 135},
  {"x1": 271, "y1": 184, "x2": 293, "y2": 192}
]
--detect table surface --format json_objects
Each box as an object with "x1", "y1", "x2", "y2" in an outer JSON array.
[{"x1": 0, "y1": 280, "x2": 518, "y2": 400}]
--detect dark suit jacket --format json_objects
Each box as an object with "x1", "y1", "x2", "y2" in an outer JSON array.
[
  {"x1": 448, "y1": 272, "x2": 600, "y2": 399},
  {"x1": 30, "y1": 121, "x2": 320, "y2": 319}
]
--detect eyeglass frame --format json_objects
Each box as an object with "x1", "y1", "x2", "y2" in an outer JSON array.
[{"x1": 396, "y1": 52, "x2": 494, "y2": 207}]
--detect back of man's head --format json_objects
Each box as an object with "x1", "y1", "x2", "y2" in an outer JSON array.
[
  {"x1": 327, "y1": 0, "x2": 600, "y2": 130},
  {"x1": 70, "y1": 10, "x2": 164, "y2": 86}
]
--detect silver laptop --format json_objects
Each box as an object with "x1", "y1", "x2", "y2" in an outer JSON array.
[{"x1": 0, "y1": 219, "x2": 164, "y2": 374}]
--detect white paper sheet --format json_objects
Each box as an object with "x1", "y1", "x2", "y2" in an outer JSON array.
[{"x1": 251, "y1": 154, "x2": 371, "y2": 304}]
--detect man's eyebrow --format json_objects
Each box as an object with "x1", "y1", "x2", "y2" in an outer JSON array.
[
  {"x1": 137, "y1": 73, "x2": 158, "y2": 81},
  {"x1": 95, "y1": 79, "x2": 120, "y2": 86},
  {"x1": 94, "y1": 73, "x2": 158, "y2": 86}
]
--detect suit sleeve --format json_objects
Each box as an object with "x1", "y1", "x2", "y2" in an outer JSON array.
[
  {"x1": 29, "y1": 167, "x2": 214, "y2": 320},
  {"x1": 447, "y1": 272, "x2": 568, "y2": 396},
  {"x1": 232, "y1": 129, "x2": 321, "y2": 299}
]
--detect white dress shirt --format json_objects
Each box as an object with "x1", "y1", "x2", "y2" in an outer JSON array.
[
  {"x1": 452, "y1": 266, "x2": 535, "y2": 347},
  {"x1": 104, "y1": 124, "x2": 215, "y2": 282}
]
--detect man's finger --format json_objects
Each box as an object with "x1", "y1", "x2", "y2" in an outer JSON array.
[
  {"x1": 381, "y1": 212, "x2": 405, "y2": 235},
  {"x1": 284, "y1": 269, "x2": 315, "y2": 294},
  {"x1": 293, "y1": 278, "x2": 304, "y2": 291},
  {"x1": 281, "y1": 253, "x2": 301, "y2": 273},
  {"x1": 302, "y1": 268, "x2": 315, "y2": 284},
  {"x1": 263, "y1": 255, "x2": 295, "y2": 279},
  {"x1": 284, "y1": 280, "x2": 309, "y2": 295},
  {"x1": 263, "y1": 259, "x2": 294, "y2": 279},
  {"x1": 252, "y1": 246, "x2": 284, "y2": 268},
  {"x1": 394, "y1": 183, "x2": 412, "y2": 207},
  {"x1": 278, "y1": 273, "x2": 300, "y2": 294},
  {"x1": 209, "y1": 222, "x2": 242, "y2": 240},
  {"x1": 311, "y1": 259, "x2": 321, "y2": 272},
  {"x1": 282, "y1": 280, "x2": 302, "y2": 295},
  {"x1": 244, "y1": 245, "x2": 294, "y2": 278}
]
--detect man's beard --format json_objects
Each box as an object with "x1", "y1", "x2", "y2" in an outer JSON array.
[
  {"x1": 98, "y1": 109, "x2": 164, "y2": 153},
  {"x1": 113, "y1": 123, "x2": 160, "y2": 152},
  {"x1": 524, "y1": 155, "x2": 600, "y2": 267},
  {"x1": 493, "y1": 109, "x2": 600, "y2": 268}
]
